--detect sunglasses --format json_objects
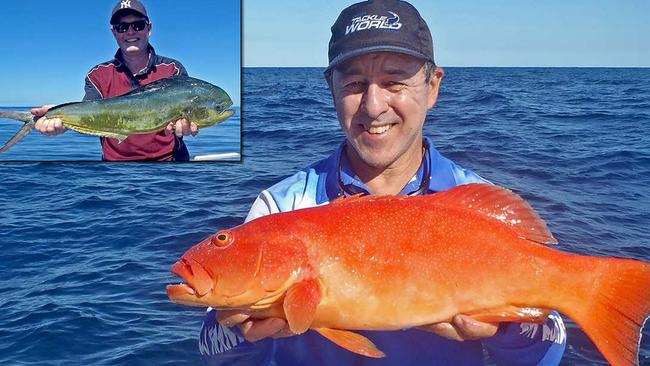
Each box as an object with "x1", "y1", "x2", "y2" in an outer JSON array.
[{"x1": 113, "y1": 20, "x2": 149, "y2": 33}]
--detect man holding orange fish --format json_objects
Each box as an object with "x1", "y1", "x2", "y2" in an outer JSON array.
[{"x1": 200, "y1": 0, "x2": 566, "y2": 364}]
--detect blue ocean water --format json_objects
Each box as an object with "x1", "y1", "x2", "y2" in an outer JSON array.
[
  {"x1": 1, "y1": 67, "x2": 649, "y2": 365},
  {"x1": 0, "y1": 107, "x2": 241, "y2": 161}
]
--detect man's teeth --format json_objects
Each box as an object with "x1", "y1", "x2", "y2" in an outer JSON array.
[{"x1": 367, "y1": 125, "x2": 391, "y2": 134}]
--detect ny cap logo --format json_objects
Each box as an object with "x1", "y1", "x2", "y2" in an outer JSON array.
[{"x1": 120, "y1": 0, "x2": 132, "y2": 9}]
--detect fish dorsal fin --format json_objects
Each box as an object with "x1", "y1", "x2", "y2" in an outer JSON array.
[
  {"x1": 432, "y1": 183, "x2": 558, "y2": 245},
  {"x1": 47, "y1": 101, "x2": 82, "y2": 112}
]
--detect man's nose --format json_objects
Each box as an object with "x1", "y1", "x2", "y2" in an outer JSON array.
[
  {"x1": 124, "y1": 26, "x2": 137, "y2": 36},
  {"x1": 361, "y1": 84, "x2": 389, "y2": 118}
]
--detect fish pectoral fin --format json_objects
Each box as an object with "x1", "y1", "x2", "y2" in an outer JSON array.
[
  {"x1": 464, "y1": 306, "x2": 552, "y2": 324},
  {"x1": 314, "y1": 328, "x2": 385, "y2": 358},
  {"x1": 283, "y1": 279, "x2": 321, "y2": 334}
]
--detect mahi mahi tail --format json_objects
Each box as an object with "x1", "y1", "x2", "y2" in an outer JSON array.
[{"x1": 0, "y1": 111, "x2": 36, "y2": 153}]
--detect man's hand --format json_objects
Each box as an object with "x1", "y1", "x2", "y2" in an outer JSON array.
[
  {"x1": 217, "y1": 310, "x2": 295, "y2": 342},
  {"x1": 419, "y1": 314, "x2": 499, "y2": 341},
  {"x1": 32, "y1": 105, "x2": 67, "y2": 136},
  {"x1": 165, "y1": 118, "x2": 198, "y2": 137},
  {"x1": 217, "y1": 311, "x2": 498, "y2": 343}
]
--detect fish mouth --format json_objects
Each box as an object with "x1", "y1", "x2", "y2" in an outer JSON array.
[
  {"x1": 167, "y1": 258, "x2": 215, "y2": 306},
  {"x1": 215, "y1": 109, "x2": 235, "y2": 122}
]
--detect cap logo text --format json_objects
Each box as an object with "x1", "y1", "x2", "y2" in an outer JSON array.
[
  {"x1": 345, "y1": 11, "x2": 402, "y2": 35},
  {"x1": 120, "y1": 0, "x2": 132, "y2": 9}
]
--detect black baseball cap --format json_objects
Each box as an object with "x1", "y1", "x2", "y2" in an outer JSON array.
[
  {"x1": 110, "y1": 0, "x2": 149, "y2": 25},
  {"x1": 326, "y1": 0, "x2": 434, "y2": 72}
]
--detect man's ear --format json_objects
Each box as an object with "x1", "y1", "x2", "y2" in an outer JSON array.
[{"x1": 427, "y1": 67, "x2": 444, "y2": 109}]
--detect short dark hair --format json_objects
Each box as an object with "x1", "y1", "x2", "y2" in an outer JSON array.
[{"x1": 423, "y1": 61, "x2": 436, "y2": 83}]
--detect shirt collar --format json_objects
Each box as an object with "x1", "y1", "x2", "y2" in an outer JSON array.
[
  {"x1": 336, "y1": 138, "x2": 432, "y2": 197},
  {"x1": 114, "y1": 44, "x2": 156, "y2": 78}
]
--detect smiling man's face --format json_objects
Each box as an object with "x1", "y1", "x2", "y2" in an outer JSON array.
[
  {"x1": 112, "y1": 13, "x2": 151, "y2": 55},
  {"x1": 330, "y1": 52, "x2": 442, "y2": 173}
]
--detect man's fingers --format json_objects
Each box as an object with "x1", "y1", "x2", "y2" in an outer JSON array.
[
  {"x1": 45, "y1": 119, "x2": 60, "y2": 133},
  {"x1": 31, "y1": 104, "x2": 55, "y2": 117},
  {"x1": 34, "y1": 117, "x2": 46, "y2": 131},
  {"x1": 217, "y1": 311, "x2": 251, "y2": 327},
  {"x1": 418, "y1": 322, "x2": 465, "y2": 342},
  {"x1": 174, "y1": 120, "x2": 185, "y2": 137},
  {"x1": 270, "y1": 325, "x2": 296, "y2": 339},
  {"x1": 165, "y1": 122, "x2": 174, "y2": 135},
  {"x1": 170, "y1": 119, "x2": 198, "y2": 137},
  {"x1": 451, "y1": 314, "x2": 498, "y2": 340},
  {"x1": 419, "y1": 315, "x2": 499, "y2": 342},
  {"x1": 35, "y1": 117, "x2": 66, "y2": 136},
  {"x1": 217, "y1": 311, "x2": 294, "y2": 342},
  {"x1": 182, "y1": 121, "x2": 191, "y2": 136},
  {"x1": 240, "y1": 318, "x2": 288, "y2": 343}
]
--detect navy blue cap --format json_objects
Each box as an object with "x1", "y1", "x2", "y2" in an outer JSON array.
[
  {"x1": 327, "y1": 0, "x2": 434, "y2": 71},
  {"x1": 110, "y1": 0, "x2": 149, "y2": 25}
]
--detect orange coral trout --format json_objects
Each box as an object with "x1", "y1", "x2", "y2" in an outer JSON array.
[{"x1": 167, "y1": 184, "x2": 650, "y2": 365}]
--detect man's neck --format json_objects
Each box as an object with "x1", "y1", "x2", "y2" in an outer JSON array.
[
  {"x1": 346, "y1": 141, "x2": 424, "y2": 196},
  {"x1": 121, "y1": 49, "x2": 150, "y2": 76}
]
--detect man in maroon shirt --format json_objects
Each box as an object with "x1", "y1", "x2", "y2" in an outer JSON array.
[{"x1": 33, "y1": 0, "x2": 197, "y2": 161}]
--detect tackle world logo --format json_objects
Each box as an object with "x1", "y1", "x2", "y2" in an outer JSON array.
[
  {"x1": 345, "y1": 11, "x2": 402, "y2": 35},
  {"x1": 120, "y1": 0, "x2": 132, "y2": 9}
]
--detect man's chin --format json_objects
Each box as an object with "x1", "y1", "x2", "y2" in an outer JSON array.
[{"x1": 350, "y1": 147, "x2": 397, "y2": 171}]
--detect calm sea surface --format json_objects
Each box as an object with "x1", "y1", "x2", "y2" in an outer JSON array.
[{"x1": 0, "y1": 67, "x2": 649, "y2": 365}]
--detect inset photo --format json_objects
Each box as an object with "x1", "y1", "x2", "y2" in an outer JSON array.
[{"x1": 0, "y1": 0, "x2": 241, "y2": 162}]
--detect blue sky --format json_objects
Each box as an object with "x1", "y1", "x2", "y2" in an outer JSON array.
[
  {"x1": 0, "y1": 0, "x2": 240, "y2": 106},
  {"x1": 1, "y1": 1, "x2": 648, "y2": 105},
  {"x1": 244, "y1": 0, "x2": 650, "y2": 67}
]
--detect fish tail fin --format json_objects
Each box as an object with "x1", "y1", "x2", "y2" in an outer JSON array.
[
  {"x1": 0, "y1": 111, "x2": 36, "y2": 153},
  {"x1": 0, "y1": 110, "x2": 34, "y2": 123},
  {"x1": 568, "y1": 258, "x2": 650, "y2": 366}
]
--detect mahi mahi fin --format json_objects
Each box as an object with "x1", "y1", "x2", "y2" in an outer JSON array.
[
  {"x1": 66, "y1": 125, "x2": 129, "y2": 142},
  {"x1": 0, "y1": 111, "x2": 36, "y2": 153}
]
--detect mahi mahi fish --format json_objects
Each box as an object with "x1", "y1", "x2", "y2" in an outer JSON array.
[
  {"x1": 167, "y1": 183, "x2": 650, "y2": 366},
  {"x1": 0, "y1": 76, "x2": 234, "y2": 153}
]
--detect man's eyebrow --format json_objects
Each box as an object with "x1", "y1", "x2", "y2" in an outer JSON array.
[
  {"x1": 383, "y1": 66, "x2": 417, "y2": 77},
  {"x1": 337, "y1": 65, "x2": 362, "y2": 76}
]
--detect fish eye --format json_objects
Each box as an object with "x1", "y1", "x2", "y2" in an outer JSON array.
[{"x1": 212, "y1": 231, "x2": 233, "y2": 248}]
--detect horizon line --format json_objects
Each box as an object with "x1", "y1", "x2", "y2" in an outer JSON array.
[{"x1": 243, "y1": 65, "x2": 650, "y2": 69}]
